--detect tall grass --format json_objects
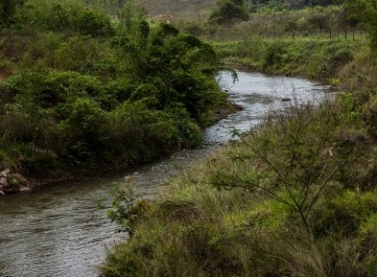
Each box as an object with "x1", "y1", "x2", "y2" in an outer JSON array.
[
  {"x1": 101, "y1": 95, "x2": 377, "y2": 276},
  {"x1": 213, "y1": 37, "x2": 365, "y2": 79},
  {"x1": 91, "y1": 2, "x2": 377, "y2": 276}
]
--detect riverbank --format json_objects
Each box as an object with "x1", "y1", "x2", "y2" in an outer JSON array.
[
  {"x1": 100, "y1": 37, "x2": 377, "y2": 276},
  {"x1": 214, "y1": 37, "x2": 365, "y2": 82},
  {"x1": 0, "y1": 100, "x2": 237, "y2": 196},
  {"x1": 0, "y1": 70, "x2": 326, "y2": 277},
  {"x1": 0, "y1": 0, "x2": 240, "y2": 196}
]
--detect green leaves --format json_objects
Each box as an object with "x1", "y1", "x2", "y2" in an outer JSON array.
[
  {"x1": 0, "y1": 0, "x2": 24, "y2": 25},
  {"x1": 0, "y1": 2, "x2": 228, "y2": 176},
  {"x1": 209, "y1": 0, "x2": 250, "y2": 26},
  {"x1": 342, "y1": 0, "x2": 377, "y2": 57},
  {"x1": 13, "y1": 0, "x2": 114, "y2": 36}
]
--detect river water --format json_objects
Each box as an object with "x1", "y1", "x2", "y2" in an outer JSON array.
[{"x1": 0, "y1": 71, "x2": 330, "y2": 277}]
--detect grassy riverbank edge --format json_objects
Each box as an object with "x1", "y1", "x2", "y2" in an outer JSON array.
[
  {"x1": 0, "y1": 100, "x2": 237, "y2": 195},
  {"x1": 100, "y1": 38, "x2": 377, "y2": 277},
  {"x1": 214, "y1": 37, "x2": 366, "y2": 82}
]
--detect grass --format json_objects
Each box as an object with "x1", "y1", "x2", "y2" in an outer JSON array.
[
  {"x1": 213, "y1": 36, "x2": 368, "y2": 80},
  {"x1": 101, "y1": 93, "x2": 377, "y2": 277},
  {"x1": 135, "y1": 0, "x2": 215, "y2": 20},
  {"x1": 100, "y1": 17, "x2": 377, "y2": 275},
  {"x1": 3, "y1": 0, "x2": 374, "y2": 275}
]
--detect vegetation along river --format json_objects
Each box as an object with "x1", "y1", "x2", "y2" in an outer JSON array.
[{"x1": 0, "y1": 71, "x2": 330, "y2": 277}]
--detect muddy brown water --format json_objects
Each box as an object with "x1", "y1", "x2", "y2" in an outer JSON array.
[{"x1": 0, "y1": 71, "x2": 331, "y2": 277}]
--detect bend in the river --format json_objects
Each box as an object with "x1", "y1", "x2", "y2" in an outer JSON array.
[{"x1": 0, "y1": 71, "x2": 331, "y2": 277}]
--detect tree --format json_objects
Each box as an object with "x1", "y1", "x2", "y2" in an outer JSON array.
[
  {"x1": 307, "y1": 9, "x2": 330, "y2": 35},
  {"x1": 250, "y1": 0, "x2": 336, "y2": 10},
  {"x1": 209, "y1": 0, "x2": 250, "y2": 26},
  {"x1": 341, "y1": 0, "x2": 377, "y2": 57}
]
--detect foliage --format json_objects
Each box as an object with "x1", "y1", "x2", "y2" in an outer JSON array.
[
  {"x1": 183, "y1": 5, "x2": 364, "y2": 42},
  {"x1": 209, "y1": 0, "x2": 250, "y2": 26},
  {"x1": 0, "y1": 62, "x2": 217, "y2": 173},
  {"x1": 101, "y1": 13, "x2": 377, "y2": 275},
  {"x1": 107, "y1": 177, "x2": 151, "y2": 233},
  {"x1": 250, "y1": 0, "x2": 336, "y2": 11},
  {"x1": 101, "y1": 96, "x2": 377, "y2": 277},
  {"x1": 214, "y1": 37, "x2": 357, "y2": 78},
  {"x1": 212, "y1": 105, "x2": 342, "y2": 233},
  {"x1": 0, "y1": 0, "x2": 24, "y2": 25},
  {"x1": 13, "y1": 0, "x2": 115, "y2": 37},
  {"x1": 0, "y1": 0, "x2": 229, "y2": 177},
  {"x1": 6, "y1": 1, "x2": 377, "y2": 276},
  {"x1": 341, "y1": 0, "x2": 377, "y2": 57}
]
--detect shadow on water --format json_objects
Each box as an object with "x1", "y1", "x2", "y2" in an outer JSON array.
[{"x1": 0, "y1": 71, "x2": 331, "y2": 277}]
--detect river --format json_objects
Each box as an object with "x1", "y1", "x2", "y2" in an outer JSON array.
[{"x1": 0, "y1": 71, "x2": 330, "y2": 277}]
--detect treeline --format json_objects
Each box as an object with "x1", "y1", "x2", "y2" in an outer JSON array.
[
  {"x1": 183, "y1": 5, "x2": 362, "y2": 42},
  {"x1": 179, "y1": 0, "x2": 377, "y2": 50},
  {"x1": 0, "y1": 0, "x2": 229, "y2": 182},
  {"x1": 250, "y1": 0, "x2": 336, "y2": 10},
  {"x1": 196, "y1": 0, "x2": 361, "y2": 40}
]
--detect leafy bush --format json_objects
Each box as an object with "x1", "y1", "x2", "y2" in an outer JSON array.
[
  {"x1": 14, "y1": 0, "x2": 114, "y2": 36},
  {"x1": 0, "y1": 4, "x2": 228, "y2": 179},
  {"x1": 362, "y1": 95, "x2": 377, "y2": 139},
  {"x1": 310, "y1": 190, "x2": 377, "y2": 237},
  {"x1": 46, "y1": 36, "x2": 106, "y2": 73},
  {"x1": 0, "y1": 0, "x2": 24, "y2": 25},
  {"x1": 262, "y1": 41, "x2": 287, "y2": 69},
  {"x1": 209, "y1": 0, "x2": 250, "y2": 26},
  {"x1": 77, "y1": 10, "x2": 115, "y2": 37},
  {"x1": 5, "y1": 70, "x2": 106, "y2": 109},
  {"x1": 358, "y1": 213, "x2": 377, "y2": 275},
  {"x1": 55, "y1": 97, "x2": 106, "y2": 167}
]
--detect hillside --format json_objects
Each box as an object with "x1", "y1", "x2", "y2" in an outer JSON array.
[
  {"x1": 135, "y1": 0, "x2": 216, "y2": 20},
  {"x1": 133, "y1": 0, "x2": 336, "y2": 21}
]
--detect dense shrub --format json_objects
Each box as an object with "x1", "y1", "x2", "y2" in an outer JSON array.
[
  {"x1": 362, "y1": 95, "x2": 377, "y2": 139},
  {"x1": 0, "y1": 5, "x2": 228, "y2": 176},
  {"x1": 310, "y1": 190, "x2": 377, "y2": 237},
  {"x1": 209, "y1": 0, "x2": 249, "y2": 26},
  {"x1": 13, "y1": 0, "x2": 114, "y2": 36}
]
